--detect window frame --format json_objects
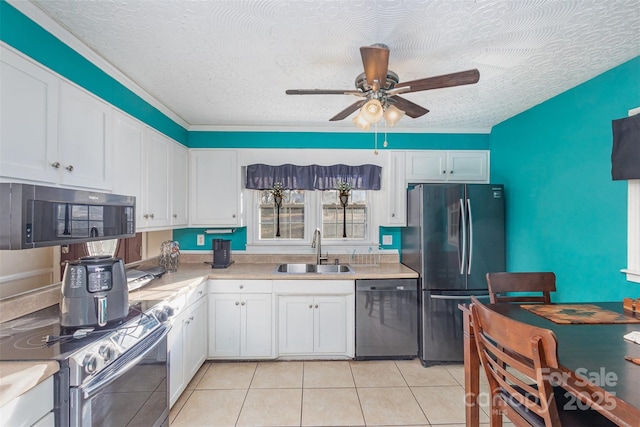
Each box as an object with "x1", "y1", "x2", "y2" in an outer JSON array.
[
  {"x1": 245, "y1": 189, "x2": 380, "y2": 251},
  {"x1": 622, "y1": 107, "x2": 640, "y2": 283}
]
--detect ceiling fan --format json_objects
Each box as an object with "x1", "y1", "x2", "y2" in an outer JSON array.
[{"x1": 286, "y1": 43, "x2": 480, "y2": 129}]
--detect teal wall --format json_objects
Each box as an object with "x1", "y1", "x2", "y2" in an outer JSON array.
[
  {"x1": 489, "y1": 56, "x2": 640, "y2": 302},
  {"x1": 173, "y1": 228, "x2": 247, "y2": 251}
]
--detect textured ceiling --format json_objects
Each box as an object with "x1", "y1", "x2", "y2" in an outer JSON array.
[{"x1": 26, "y1": 0, "x2": 640, "y2": 132}]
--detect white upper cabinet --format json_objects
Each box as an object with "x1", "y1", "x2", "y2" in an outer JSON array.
[
  {"x1": 58, "y1": 81, "x2": 112, "y2": 189},
  {"x1": 112, "y1": 111, "x2": 145, "y2": 226},
  {"x1": 381, "y1": 151, "x2": 407, "y2": 226},
  {"x1": 1, "y1": 46, "x2": 59, "y2": 183},
  {"x1": 171, "y1": 143, "x2": 189, "y2": 226},
  {"x1": 406, "y1": 150, "x2": 489, "y2": 183},
  {"x1": 190, "y1": 150, "x2": 241, "y2": 227},
  {"x1": 142, "y1": 129, "x2": 172, "y2": 228},
  {"x1": 1, "y1": 47, "x2": 112, "y2": 190}
]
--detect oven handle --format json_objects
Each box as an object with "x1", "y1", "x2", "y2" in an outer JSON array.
[{"x1": 80, "y1": 324, "x2": 170, "y2": 399}]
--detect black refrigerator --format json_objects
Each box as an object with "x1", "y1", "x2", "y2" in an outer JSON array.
[{"x1": 401, "y1": 184, "x2": 505, "y2": 366}]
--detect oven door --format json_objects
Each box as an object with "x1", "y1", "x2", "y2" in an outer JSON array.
[{"x1": 70, "y1": 326, "x2": 170, "y2": 427}]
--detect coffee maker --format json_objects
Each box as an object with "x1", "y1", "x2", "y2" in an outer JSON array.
[
  {"x1": 212, "y1": 239, "x2": 233, "y2": 268},
  {"x1": 60, "y1": 255, "x2": 129, "y2": 328}
]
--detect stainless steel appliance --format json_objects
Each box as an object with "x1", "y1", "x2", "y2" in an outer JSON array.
[
  {"x1": 0, "y1": 183, "x2": 135, "y2": 250},
  {"x1": 355, "y1": 279, "x2": 419, "y2": 359},
  {"x1": 401, "y1": 184, "x2": 505, "y2": 366},
  {"x1": 212, "y1": 238, "x2": 233, "y2": 268},
  {"x1": 0, "y1": 300, "x2": 173, "y2": 427},
  {"x1": 60, "y1": 256, "x2": 129, "y2": 328}
]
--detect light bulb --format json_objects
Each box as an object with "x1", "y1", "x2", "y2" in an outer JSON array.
[
  {"x1": 352, "y1": 113, "x2": 370, "y2": 130},
  {"x1": 360, "y1": 99, "x2": 383, "y2": 123},
  {"x1": 384, "y1": 105, "x2": 405, "y2": 127}
]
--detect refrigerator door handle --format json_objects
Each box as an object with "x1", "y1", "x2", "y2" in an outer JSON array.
[
  {"x1": 467, "y1": 198, "x2": 473, "y2": 275},
  {"x1": 430, "y1": 294, "x2": 490, "y2": 300},
  {"x1": 459, "y1": 198, "x2": 467, "y2": 275}
]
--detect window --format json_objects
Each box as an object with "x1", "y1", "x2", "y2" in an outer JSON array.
[
  {"x1": 251, "y1": 190, "x2": 372, "y2": 245},
  {"x1": 258, "y1": 189, "x2": 305, "y2": 240},
  {"x1": 321, "y1": 190, "x2": 367, "y2": 239}
]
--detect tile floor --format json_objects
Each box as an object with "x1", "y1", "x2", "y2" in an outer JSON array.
[{"x1": 169, "y1": 359, "x2": 505, "y2": 426}]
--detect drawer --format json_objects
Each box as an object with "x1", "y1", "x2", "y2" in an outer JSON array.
[
  {"x1": 186, "y1": 280, "x2": 207, "y2": 306},
  {"x1": 209, "y1": 279, "x2": 272, "y2": 294}
]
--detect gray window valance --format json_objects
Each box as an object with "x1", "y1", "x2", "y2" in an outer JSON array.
[{"x1": 246, "y1": 163, "x2": 382, "y2": 190}]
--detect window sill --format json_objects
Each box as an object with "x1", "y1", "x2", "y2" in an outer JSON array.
[{"x1": 621, "y1": 269, "x2": 640, "y2": 284}]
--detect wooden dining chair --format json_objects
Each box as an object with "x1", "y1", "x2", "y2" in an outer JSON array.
[
  {"x1": 469, "y1": 296, "x2": 616, "y2": 427},
  {"x1": 486, "y1": 272, "x2": 556, "y2": 304}
]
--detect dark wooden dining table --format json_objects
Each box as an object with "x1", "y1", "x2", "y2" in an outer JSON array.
[{"x1": 460, "y1": 302, "x2": 640, "y2": 427}]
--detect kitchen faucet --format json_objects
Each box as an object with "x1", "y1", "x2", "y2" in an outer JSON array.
[{"x1": 311, "y1": 228, "x2": 328, "y2": 265}]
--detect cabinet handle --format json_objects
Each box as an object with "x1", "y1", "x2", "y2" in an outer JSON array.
[
  {"x1": 198, "y1": 290, "x2": 203, "y2": 295},
  {"x1": 391, "y1": 213, "x2": 395, "y2": 217},
  {"x1": 450, "y1": 170, "x2": 454, "y2": 174},
  {"x1": 149, "y1": 213, "x2": 155, "y2": 219},
  {"x1": 143, "y1": 214, "x2": 149, "y2": 219},
  {"x1": 308, "y1": 304, "x2": 313, "y2": 309},
  {"x1": 50, "y1": 162, "x2": 61, "y2": 169},
  {"x1": 442, "y1": 170, "x2": 446, "y2": 174},
  {"x1": 173, "y1": 214, "x2": 178, "y2": 218},
  {"x1": 239, "y1": 284, "x2": 244, "y2": 289},
  {"x1": 315, "y1": 304, "x2": 318, "y2": 309},
  {"x1": 232, "y1": 214, "x2": 236, "y2": 218},
  {"x1": 185, "y1": 320, "x2": 190, "y2": 325},
  {"x1": 241, "y1": 301, "x2": 245, "y2": 306},
  {"x1": 65, "y1": 165, "x2": 74, "y2": 172},
  {"x1": 235, "y1": 301, "x2": 240, "y2": 306},
  {"x1": 189, "y1": 316, "x2": 194, "y2": 321}
]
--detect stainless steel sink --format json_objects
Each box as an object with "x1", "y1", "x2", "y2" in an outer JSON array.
[{"x1": 275, "y1": 263, "x2": 353, "y2": 274}]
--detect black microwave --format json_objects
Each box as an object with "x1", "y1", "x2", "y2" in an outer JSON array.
[{"x1": 0, "y1": 183, "x2": 135, "y2": 250}]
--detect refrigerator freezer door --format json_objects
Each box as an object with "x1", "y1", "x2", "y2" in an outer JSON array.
[
  {"x1": 465, "y1": 184, "x2": 506, "y2": 290},
  {"x1": 420, "y1": 291, "x2": 490, "y2": 365},
  {"x1": 421, "y1": 184, "x2": 466, "y2": 291}
]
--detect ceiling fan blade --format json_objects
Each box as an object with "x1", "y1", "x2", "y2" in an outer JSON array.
[
  {"x1": 329, "y1": 100, "x2": 366, "y2": 121},
  {"x1": 396, "y1": 69, "x2": 480, "y2": 93},
  {"x1": 360, "y1": 44, "x2": 389, "y2": 89},
  {"x1": 390, "y1": 96, "x2": 429, "y2": 118},
  {"x1": 286, "y1": 89, "x2": 363, "y2": 96}
]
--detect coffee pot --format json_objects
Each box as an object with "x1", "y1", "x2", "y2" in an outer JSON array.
[{"x1": 60, "y1": 255, "x2": 129, "y2": 328}]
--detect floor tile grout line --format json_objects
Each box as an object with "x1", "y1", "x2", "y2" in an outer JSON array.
[{"x1": 234, "y1": 362, "x2": 258, "y2": 427}]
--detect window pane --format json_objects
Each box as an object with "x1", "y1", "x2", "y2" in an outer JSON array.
[
  {"x1": 258, "y1": 190, "x2": 305, "y2": 240},
  {"x1": 321, "y1": 191, "x2": 367, "y2": 239}
]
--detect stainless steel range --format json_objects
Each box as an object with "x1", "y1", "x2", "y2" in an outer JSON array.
[{"x1": 0, "y1": 299, "x2": 173, "y2": 426}]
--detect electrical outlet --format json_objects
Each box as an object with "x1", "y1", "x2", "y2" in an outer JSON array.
[
  {"x1": 197, "y1": 234, "x2": 205, "y2": 246},
  {"x1": 382, "y1": 235, "x2": 392, "y2": 245}
]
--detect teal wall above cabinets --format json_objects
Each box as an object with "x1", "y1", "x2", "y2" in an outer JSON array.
[
  {"x1": 489, "y1": 56, "x2": 640, "y2": 303},
  {"x1": 174, "y1": 228, "x2": 247, "y2": 252},
  {"x1": 0, "y1": 1, "x2": 188, "y2": 145},
  {"x1": 188, "y1": 131, "x2": 489, "y2": 150}
]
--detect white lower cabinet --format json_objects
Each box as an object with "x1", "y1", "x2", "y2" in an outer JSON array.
[
  {"x1": 168, "y1": 282, "x2": 208, "y2": 408},
  {"x1": 208, "y1": 280, "x2": 274, "y2": 359},
  {"x1": 274, "y1": 280, "x2": 354, "y2": 358},
  {"x1": 0, "y1": 376, "x2": 53, "y2": 427}
]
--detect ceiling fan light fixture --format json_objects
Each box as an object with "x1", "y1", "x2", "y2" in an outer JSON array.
[
  {"x1": 361, "y1": 99, "x2": 384, "y2": 123},
  {"x1": 352, "y1": 113, "x2": 370, "y2": 130},
  {"x1": 384, "y1": 104, "x2": 405, "y2": 127}
]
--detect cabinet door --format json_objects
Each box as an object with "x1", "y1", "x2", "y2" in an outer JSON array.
[
  {"x1": 314, "y1": 296, "x2": 348, "y2": 354},
  {"x1": 112, "y1": 111, "x2": 145, "y2": 227},
  {"x1": 406, "y1": 151, "x2": 447, "y2": 182},
  {"x1": 58, "y1": 81, "x2": 112, "y2": 189},
  {"x1": 241, "y1": 293, "x2": 272, "y2": 357},
  {"x1": 383, "y1": 151, "x2": 407, "y2": 226},
  {"x1": 0, "y1": 46, "x2": 59, "y2": 183},
  {"x1": 190, "y1": 150, "x2": 240, "y2": 226},
  {"x1": 278, "y1": 296, "x2": 314, "y2": 354},
  {"x1": 168, "y1": 312, "x2": 186, "y2": 408},
  {"x1": 447, "y1": 151, "x2": 488, "y2": 182},
  {"x1": 143, "y1": 129, "x2": 171, "y2": 228},
  {"x1": 208, "y1": 293, "x2": 241, "y2": 357},
  {"x1": 185, "y1": 296, "x2": 207, "y2": 380},
  {"x1": 171, "y1": 142, "x2": 189, "y2": 226}
]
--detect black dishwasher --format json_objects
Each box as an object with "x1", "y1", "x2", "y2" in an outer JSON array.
[{"x1": 355, "y1": 279, "x2": 419, "y2": 359}]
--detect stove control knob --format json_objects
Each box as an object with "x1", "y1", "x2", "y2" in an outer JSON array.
[
  {"x1": 83, "y1": 354, "x2": 98, "y2": 374},
  {"x1": 155, "y1": 306, "x2": 174, "y2": 322},
  {"x1": 98, "y1": 344, "x2": 116, "y2": 363}
]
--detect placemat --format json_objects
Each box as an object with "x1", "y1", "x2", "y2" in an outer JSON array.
[{"x1": 521, "y1": 304, "x2": 640, "y2": 324}]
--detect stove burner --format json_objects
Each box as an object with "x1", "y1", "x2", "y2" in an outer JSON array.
[
  {"x1": 0, "y1": 334, "x2": 13, "y2": 346},
  {"x1": 11, "y1": 316, "x2": 59, "y2": 331}
]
